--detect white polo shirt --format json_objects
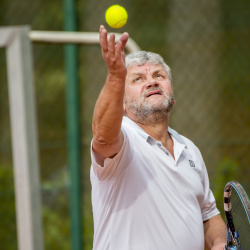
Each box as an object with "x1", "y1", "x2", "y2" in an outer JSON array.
[{"x1": 90, "y1": 116, "x2": 219, "y2": 250}]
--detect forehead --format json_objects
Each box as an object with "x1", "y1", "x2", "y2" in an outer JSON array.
[{"x1": 127, "y1": 63, "x2": 166, "y2": 75}]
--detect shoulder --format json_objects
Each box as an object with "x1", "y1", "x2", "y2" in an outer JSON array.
[{"x1": 91, "y1": 118, "x2": 136, "y2": 181}]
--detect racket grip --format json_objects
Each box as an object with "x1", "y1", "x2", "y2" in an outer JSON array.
[{"x1": 224, "y1": 247, "x2": 237, "y2": 250}]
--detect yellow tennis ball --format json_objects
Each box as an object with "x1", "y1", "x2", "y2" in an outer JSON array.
[{"x1": 105, "y1": 5, "x2": 128, "y2": 29}]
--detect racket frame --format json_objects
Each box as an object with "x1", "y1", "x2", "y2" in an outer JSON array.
[{"x1": 224, "y1": 180, "x2": 250, "y2": 250}]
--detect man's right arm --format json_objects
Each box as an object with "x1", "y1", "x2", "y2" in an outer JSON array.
[{"x1": 92, "y1": 25, "x2": 129, "y2": 163}]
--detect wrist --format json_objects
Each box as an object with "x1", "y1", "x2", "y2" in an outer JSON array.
[
  {"x1": 107, "y1": 69, "x2": 127, "y2": 79},
  {"x1": 106, "y1": 72, "x2": 127, "y2": 90}
]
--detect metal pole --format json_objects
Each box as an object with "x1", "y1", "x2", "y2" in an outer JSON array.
[
  {"x1": 29, "y1": 30, "x2": 141, "y2": 53},
  {"x1": 0, "y1": 26, "x2": 44, "y2": 250},
  {"x1": 63, "y1": 0, "x2": 83, "y2": 249}
]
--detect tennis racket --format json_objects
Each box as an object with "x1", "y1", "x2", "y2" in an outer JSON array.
[{"x1": 224, "y1": 180, "x2": 250, "y2": 250}]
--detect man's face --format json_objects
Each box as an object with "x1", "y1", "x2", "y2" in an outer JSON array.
[{"x1": 124, "y1": 63, "x2": 175, "y2": 119}]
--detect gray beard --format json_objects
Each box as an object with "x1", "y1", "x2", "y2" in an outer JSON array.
[{"x1": 125, "y1": 88, "x2": 175, "y2": 125}]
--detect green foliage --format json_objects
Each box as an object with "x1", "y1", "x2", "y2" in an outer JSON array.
[
  {"x1": 43, "y1": 206, "x2": 70, "y2": 250},
  {"x1": 0, "y1": 164, "x2": 17, "y2": 250},
  {"x1": 213, "y1": 158, "x2": 241, "y2": 218},
  {"x1": 42, "y1": 167, "x2": 71, "y2": 250}
]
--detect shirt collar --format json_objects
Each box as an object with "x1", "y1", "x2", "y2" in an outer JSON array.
[{"x1": 122, "y1": 116, "x2": 187, "y2": 148}]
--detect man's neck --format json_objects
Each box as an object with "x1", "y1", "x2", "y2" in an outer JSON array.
[
  {"x1": 126, "y1": 113, "x2": 175, "y2": 159},
  {"x1": 128, "y1": 113, "x2": 171, "y2": 145}
]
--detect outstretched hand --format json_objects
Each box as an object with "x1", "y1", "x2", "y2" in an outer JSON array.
[{"x1": 99, "y1": 25, "x2": 129, "y2": 77}]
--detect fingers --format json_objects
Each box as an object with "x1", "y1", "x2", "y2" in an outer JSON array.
[
  {"x1": 99, "y1": 25, "x2": 108, "y2": 53},
  {"x1": 116, "y1": 32, "x2": 129, "y2": 54},
  {"x1": 108, "y1": 34, "x2": 116, "y2": 55},
  {"x1": 99, "y1": 25, "x2": 129, "y2": 75},
  {"x1": 100, "y1": 25, "x2": 116, "y2": 56},
  {"x1": 99, "y1": 25, "x2": 129, "y2": 57}
]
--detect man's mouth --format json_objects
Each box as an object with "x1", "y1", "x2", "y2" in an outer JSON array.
[{"x1": 146, "y1": 90, "x2": 162, "y2": 97}]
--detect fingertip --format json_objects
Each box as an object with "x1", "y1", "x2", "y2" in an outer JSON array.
[
  {"x1": 99, "y1": 25, "x2": 107, "y2": 35},
  {"x1": 109, "y1": 33, "x2": 116, "y2": 41},
  {"x1": 120, "y1": 33, "x2": 129, "y2": 44},
  {"x1": 123, "y1": 32, "x2": 129, "y2": 37},
  {"x1": 100, "y1": 24, "x2": 106, "y2": 30},
  {"x1": 122, "y1": 32, "x2": 129, "y2": 41}
]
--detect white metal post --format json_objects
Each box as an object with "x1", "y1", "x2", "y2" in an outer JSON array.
[
  {"x1": 0, "y1": 26, "x2": 140, "y2": 250},
  {"x1": 29, "y1": 30, "x2": 141, "y2": 53},
  {"x1": 0, "y1": 26, "x2": 43, "y2": 250}
]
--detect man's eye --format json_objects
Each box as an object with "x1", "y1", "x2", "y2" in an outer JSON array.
[
  {"x1": 134, "y1": 77, "x2": 141, "y2": 82},
  {"x1": 156, "y1": 74, "x2": 162, "y2": 78}
]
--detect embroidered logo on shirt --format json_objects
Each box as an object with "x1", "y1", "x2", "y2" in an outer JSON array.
[{"x1": 189, "y1": 160, "x2": 195, "y2": 168}]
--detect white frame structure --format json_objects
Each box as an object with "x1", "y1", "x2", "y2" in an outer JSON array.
[
  {"x1": 0, "y1": 26, "x2": 44, "y2": 250},
  {"x1": 0, "y1": 26, "x2": 140, "y2": 250},
  {"x1": 29, "y1": 30, "x2": 141, "y2": 53}
]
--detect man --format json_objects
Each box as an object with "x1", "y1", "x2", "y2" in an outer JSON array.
[{"x1": 90, "y1": 25, "x2": 226, "y2": 250}]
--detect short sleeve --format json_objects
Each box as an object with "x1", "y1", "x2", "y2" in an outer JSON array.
[
  {"x1": 91, "y1": 126, "x2": 134, "y2": 181},
  {"x1": 200, "y1": 157, "x2": 220, "y2": 221}
]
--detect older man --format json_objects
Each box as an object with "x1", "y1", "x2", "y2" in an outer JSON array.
[{"x1": 90, "y1": 25, "x2": 226, "y2": 250}]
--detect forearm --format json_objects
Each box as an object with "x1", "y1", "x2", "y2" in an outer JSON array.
[
  {"x1": 204, "y1": 214, "x2": 227, "y2": 250},
  {"x1": 92, "y1": 73, "x2": 125, "y2": 145},
  {"x1": 92, "y1": 25, "x2": 129, "y2": 158}
]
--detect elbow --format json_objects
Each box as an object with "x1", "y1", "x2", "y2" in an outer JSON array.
[
  {"x1": 92, "y1": 124, "x2": 109, "y2": 146},
  {"x1": 93, "y1": 135, "x2": 109, "y2": 146}
]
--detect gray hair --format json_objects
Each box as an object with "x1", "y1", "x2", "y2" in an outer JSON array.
[{"x1": 125, "y1": 51, "x2": 173, "y2": 84}]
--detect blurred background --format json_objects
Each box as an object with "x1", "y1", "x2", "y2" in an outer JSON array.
[{"x1": 0, "y1": 0, "x2": 249, "y2": 249}]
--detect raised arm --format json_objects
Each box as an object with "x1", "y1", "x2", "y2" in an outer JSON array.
[{"x1": 92, "y1": 25, "x2": 129, "y2": 162}]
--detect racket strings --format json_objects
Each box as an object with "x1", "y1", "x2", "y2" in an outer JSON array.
[{"x1": 231, "y1": 188, "x2": 250, "y2": 249}]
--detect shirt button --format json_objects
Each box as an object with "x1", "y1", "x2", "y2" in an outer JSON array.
[{"x1": 157, "y1": 143, "x2": 161, "y2": 147}]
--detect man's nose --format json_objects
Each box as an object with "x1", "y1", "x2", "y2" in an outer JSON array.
[{"x1": 145, "y1": 78, "x2": 159, "y2": 89}]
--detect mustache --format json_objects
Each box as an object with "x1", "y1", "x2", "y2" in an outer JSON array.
[{"x1": 142, "y1": 87, "x2": 165, "y2": 99}]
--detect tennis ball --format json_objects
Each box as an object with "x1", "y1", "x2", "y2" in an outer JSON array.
[{"x1": 105, "y1": 5, "x2": 128, "y2": 29}]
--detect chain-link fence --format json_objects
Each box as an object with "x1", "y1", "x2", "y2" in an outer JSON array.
[{"x1": 0, "y1": 0, "x2": 249, "y2": 249}]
